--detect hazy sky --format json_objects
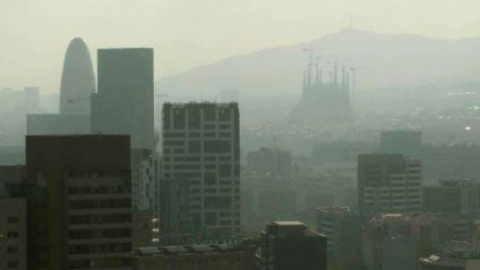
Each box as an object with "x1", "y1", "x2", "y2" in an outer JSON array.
[{"x1": 1, "y1": 0, "x2": 480, "y2": 94}]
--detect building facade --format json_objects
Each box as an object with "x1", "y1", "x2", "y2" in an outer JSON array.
[
  {"x1": 25, "y1": 135, "x2": 133, "y2": 270},
  {"x1": 0, "y1": 198, "x2": 27, "y2": 270},
  {"x1": 316, "y1": 207, "x2": 362, "y2": 264},
  {"x1": 91, "y1": 48, "x2": 154, "y2": 150},
  {"x1": 363, "y1": 214, "x2": 417, "y2": 270},
  {"x1": 424, "y1": 179, "x2": 480, "y2": 214},
  {"x1": 162, "y1": 102, "x2": 240, "y2": 239},
  {"x1": 357, "y1": 154, "x2": 423, "y2": 215},
  {"x1": 132, "y1": 243, "x2": 256, "y2": 270},
  {"x1": 257, "y1": 221, "x2": 327, "y2": 270}
]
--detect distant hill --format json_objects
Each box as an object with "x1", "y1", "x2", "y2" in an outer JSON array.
[{"x1": 156, "y1": 28, "x2": 480, "y2": 100}]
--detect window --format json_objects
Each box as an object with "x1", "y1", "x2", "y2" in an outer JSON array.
[
  {"x1": 189, "y1": 141, "x2": 201, "y2": 153},
  {"x1": 7, "y1": 261, "x2": 18, "y2": 268},
  {"x1": 7, "y1": 231, "x2": 18, "y2": 238},
  {"x1": 204, "y1": 140, "x2": 231, "y2": 154},
  {"x1": 219, "y1": 164, "x2": 231, "y2": 177},
  {"x1": 7, "y1": 216, "x2": 19, "y2": 223},
  {"x1": 7, "y1": 246, "x2": 18, "y2": 254},
  {"x1": 204, "y1": 172, "x2": 216, "y2": 185},
  {"x1": 205, "y1": 212, "x2": 217, "y2": 225},
  {"x1": 204, "y1": 197, "x2": 231, "y2": 209}
]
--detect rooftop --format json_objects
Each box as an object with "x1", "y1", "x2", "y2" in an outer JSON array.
[
  {"x1": 271, "y1": 221, "x2": 304, "y2": 226},
  {"x1": 132, "y1": 244, "x2": 238, "y2": 256}
]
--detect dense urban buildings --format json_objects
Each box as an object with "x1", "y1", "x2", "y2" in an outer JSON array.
[
  {"x1": 0, "y1": 87, "x2": 40, "y2": 114},
  {"x1": 25, "y1": 135, "x2": 133, "y2": 270},
  {"x1": 357, "y1": 154, "x2": 423, "y2": 215},
  {"x1": 92, "y1": 48, "x2": 155, "y2": 151},
  {"x1": 256, "y1": 221, "x2": 327, "y2": 270},
  {"x1": 419, "y1": 242, "x2": 480, "y2": 270},
  {"x1": 161, "y1": 102, "x2": 240, "y2": 240}
]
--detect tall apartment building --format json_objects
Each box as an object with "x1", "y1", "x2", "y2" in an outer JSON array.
[
  {"x1": 357, "y1": 154, "x2": 423, "y2": 215},
  {"x1": 91, "y1": 48, "x2": 154, "y2": 151},
  {"x1": 256, "y1": 221, "x2": 327, "y2": 270},
  {"x1": 161, "y1": 102, "x2": 240, "y2": 239},
  {"x1": 25, "y1": 135, "x2": 133, "y2": 270}
]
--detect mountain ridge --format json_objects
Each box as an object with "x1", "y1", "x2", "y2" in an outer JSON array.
[{"x1": 157, "y1": 29, "x2": 480, "y2": 99}]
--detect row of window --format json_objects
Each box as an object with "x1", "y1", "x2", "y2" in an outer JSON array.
[
  {"x1": 69, "y1": 243, "x2": 132, "y2": 255},
  {"x1": 68, "y1": 199, "x2": 131, "y2": 210},
  {"x1": 69, "y1": 213, "x2": 131, "y2": 225},
  {"x1": 68, "y1": 185, "x2": 130, "y2": 195},
  {"x1": 68, "y1": 258, "x2": 131, "y2": 269},
  {"x1": 69, "y1": 228, "x2": 131, "y2": 240}
]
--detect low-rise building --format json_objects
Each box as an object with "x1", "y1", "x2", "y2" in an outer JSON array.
[
  {"x1": 257, "y1": 221, "x2": 327, "y2": 270},
  {"x1": 419, "y1": 241, "x2": 480, "y2": 270},
  {"x1": 132, "y1": 243, "x2": 255, "y2": 270}
]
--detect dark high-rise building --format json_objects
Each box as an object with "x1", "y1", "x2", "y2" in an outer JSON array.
[
  {"x1": 59, "y1": 38, "x2": 95, "y2": 115},
  {"x1": 92, "y1": 48, "x2": 154, "y2": 150},
  {"x1": 25, "y1": 135, "x2": 133, "y2": 270},
  {"x1": 257, "y1": 221, "x2": 327, "y2": 270},
  {"x1": 357, "y1": 154, "x2": 423, "y2": 215},
  {"x1": 162, "y1": 102, "x2": 240, "y2": 239}
]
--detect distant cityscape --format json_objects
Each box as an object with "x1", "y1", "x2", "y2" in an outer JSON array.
[{"x1": 2, "y1": 33, "x2": 480, "y2": 270}]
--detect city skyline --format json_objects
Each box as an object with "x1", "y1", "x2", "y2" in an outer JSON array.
[{"x1": 1, "y1": 0, "x2": 480, "y2": 94}]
